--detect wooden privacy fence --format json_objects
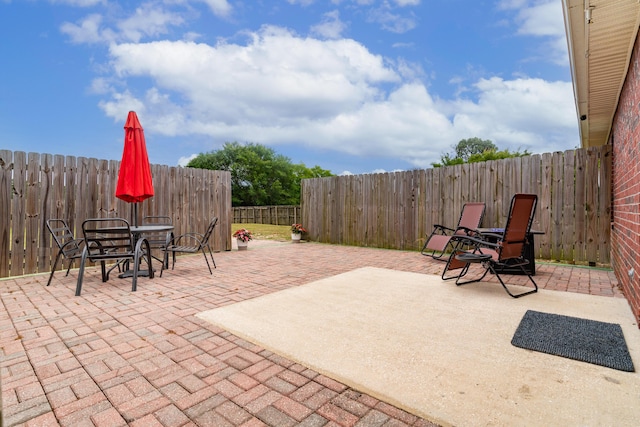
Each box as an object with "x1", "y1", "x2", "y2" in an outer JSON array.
[
  {"x1": 0, "y1": 150, "x2": 232, "y2": 279},
  {"x1": 233, "y1": 205, "x2": 300, "y2": 225},
  {"x1": 301, "y1": 146, "x2": 612, "y2": 266}
]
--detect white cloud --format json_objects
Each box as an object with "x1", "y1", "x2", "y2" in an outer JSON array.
[
  {"x1": 117, "y1": 4, "x2": 184, "y2": 42},
  {"x1": 311, "y1": 10, "x2": 347, "y2": 39},
  {"x1": 287, "y1": 0, "x2": 316, "y2": 6},
  {"x1": 393, "y1": 0, "x2": 420, "y2": 6},
  {"x1": 199, "y1": 0, "x2": 232, "y2": 17},
  {"x1": 501, "y1": 0, "x2": 568, "y2": 65},
  {"x1": 367, "y1": 8, "x2": 416, "y2": 33},
  {"x1": 178, "y1": 154, "x2": 198, "y2": 166},
  {"x1": 60, "y1": 14, "x2": 116, "y2": 44},
  {"x1": 98, "y1": 27, "x2": 578, "y2": 169},
  {"x1": 60, "y1": 4, "x2": 184, "y2": 44},
  {"x1": 50, "y1": 0, "x2": 105, "y2": 6},
  {"x1": 446, "y1": 77, "x2": 577, "y2": 155}
]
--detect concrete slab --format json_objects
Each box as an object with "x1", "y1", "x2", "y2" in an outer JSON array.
[{"x1": 197, "y1": 267, "x2": 640, "y2": 427}]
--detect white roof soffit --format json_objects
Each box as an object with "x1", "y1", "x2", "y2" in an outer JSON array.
[{"x1": 562, "y1": 0, "x2": 640, "y2": 148}]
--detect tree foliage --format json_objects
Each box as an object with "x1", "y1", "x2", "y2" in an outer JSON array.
[
  {"x1": 432, "y1": 137, "x2": 530, "y2": 167},
  {"x1": 187, "y1": 142, "x2": 333, "y2": 206}
]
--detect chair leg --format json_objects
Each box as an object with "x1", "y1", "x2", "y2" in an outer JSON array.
[
  {"x1": 131, "y1": 254, "x2": 139, "y2": 292},
  {"x1": 200, "y1": 248, "x2": 213, "y2": 274},
  {"x1": 100, "y1": 261, "x2": 108, "y2": 282},
  {"x1": 442, "y1": 250, "x2": 471, "y2": 280},
  {"x1": 47, "y1": 251, "x2": 64, "y2": 286},
  {"x1": 132, "y1": 240, "x2": 153, "y2": 291},
  {"x1": 206, "y1": 244, "x2": 216, "y2": 269},
  {"x1": 490, "y1": 264, "x2": 538, "y2": 298},
  {"x1": 75, "y1": 250, "x2": 89, "y2": 296},
  {"x1": 64, "y1": 259, "x2": 75, "y2": 277},
  {"x1": 160, "y1": 250, "x2": 168, "y2": 277},
  {"x1": 454, "y1": 262, "x2": 491, "y2": 286},
  {"x1": 145, "y1": 242, "x2": 154, "y2": 280}
]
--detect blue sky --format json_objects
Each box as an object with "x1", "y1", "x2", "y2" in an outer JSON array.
[{"x1": 1, "y1": 0, "x2": 577, "y2": 175}]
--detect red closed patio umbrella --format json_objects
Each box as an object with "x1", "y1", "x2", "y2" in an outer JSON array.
[{"x1": 115, "y1": 111, "x2": 154, "y2": 226}]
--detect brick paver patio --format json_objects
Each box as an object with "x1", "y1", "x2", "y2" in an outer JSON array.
[{"x1": 0, "y1": 240, "x2": 622, "y2": 426}]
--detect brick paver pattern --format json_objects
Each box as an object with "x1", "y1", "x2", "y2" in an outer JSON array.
[{"x1": 0, "y1": 240, "x2": 621, "y2": 426}]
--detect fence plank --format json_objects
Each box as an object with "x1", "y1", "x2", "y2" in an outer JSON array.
[
  {"x1": 585, "y1": 148, "x2": 599, "y2": 263},
  {"x1": 11, "y1": 152, "x2": 27, "y2": 277},
  {"x1": 599, "y1": 146, "x2": 613, "y2": 264},
  {"x1": 562, "y1": 150, "x2": 575, "y2": 261},
  {"x1": 39, "y1": 153, "x2": 54, "y2": 273},
  {"x1": 551, "y1": 152, "x2": 564, "y2": 261},
  {"x1": 25, "y1": 153, "x2": 40, "y2": 274},
  {"x1": 574, "y1": 149, "x2": 587, "y2": 261},
  {"x1": 0, "y1": 150, "x2": 13, "y2": 277}
]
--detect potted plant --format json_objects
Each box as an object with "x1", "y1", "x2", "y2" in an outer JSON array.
[
  {"x1": 233, "y1": 228, "x2": 253, "y2": 250},
  {"x1": 290, "y1": 223, "x2": 307, "y2": 242}
]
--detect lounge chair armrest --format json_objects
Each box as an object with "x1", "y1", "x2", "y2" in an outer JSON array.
[
  {"x1": 432, "y1": 224, "x2": 456, "y2": 234},
  {"x1": 450, "y1": 234, "x2": 500, "y2": 250},
  {"x1": 457, "y1": 226, "x2": 480, "y2": 236},
  {"x1": 478, "y1": 232, "x2": 503, "y2": 240}
]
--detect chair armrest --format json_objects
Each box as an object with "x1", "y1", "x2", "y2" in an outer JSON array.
[
  {"x1": 432, "y1": 224, "x2": 456, "y2": 234},
  {"x1": 60, "y1": 238, "x2": 84, "y2": 255},
  {"x1": 457, "y1": 226, "x2": 481, "y2": 236},
  {"x1": 171, "y1": 233, "x2": 205, "y2": 247},
  {"x1": 478, "y1": 232, "x2": 503, "y2": 240},
  {"x1": 450, "y1": 234, "x2": 500, "y2": 250}
]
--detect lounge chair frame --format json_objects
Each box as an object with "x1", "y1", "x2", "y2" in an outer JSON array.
[
  {"x1": 421, "y1": 202, "x2": 486, "y2": 260},
  {"x1": 441, "y1": 194, "x2": 539, "y2": 298}
]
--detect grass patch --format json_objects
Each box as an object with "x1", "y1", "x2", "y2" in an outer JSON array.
[{"x1": 232, "y1": 223, "x2": 291, "y2": 241}]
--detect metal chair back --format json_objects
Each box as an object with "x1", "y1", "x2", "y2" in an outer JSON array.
[
  {"x1": 45, "y1": 219, "x2": 84, "y2": 286},
  {"x1": 75, "y1": 218, "x2": 153, "y2": 296}
]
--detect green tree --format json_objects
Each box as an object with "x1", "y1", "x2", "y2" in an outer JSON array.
[
  {"x1": 432, "y1": 137, "x2": 529, "y2": 167},
  {"x1": 187, "y1": 142, "x2": 332, "y2": 206},
  {"x1": 454, "y1": 137, "x2": 497, "y2": 161}
]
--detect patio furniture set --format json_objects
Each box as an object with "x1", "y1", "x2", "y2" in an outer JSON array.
[
  {"x1": 47, "y1": 194, "x2": 538, "y2": 299},
  {"x1": 421, "y1": 193, "x2": 541, "y2": 298},
  {"x1": 46, "y1": 215, "x2": 218, "y2": 296}
]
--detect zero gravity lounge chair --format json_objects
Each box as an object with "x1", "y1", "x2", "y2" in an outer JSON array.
[
  {"x1": 441, "y1": 194, "x2": 538, "y2": 298},
  {"x1": 421, "y1": 202, "x2": 486, "y2": 260}
]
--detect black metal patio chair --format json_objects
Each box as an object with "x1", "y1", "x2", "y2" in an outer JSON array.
[
  {"x1": 75, "y1": 218, "x2": 153, "y2": 296},
  {"x1": 161, "y1": 217, "x2": 218, "y2": 276},
  {"x1": 45, "y1": 219, "x2": 84, "y2": 286}
]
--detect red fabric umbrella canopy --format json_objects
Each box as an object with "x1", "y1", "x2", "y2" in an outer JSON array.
[{"x1": 116, "y1": 111, "x2": 154, "y2": 204}]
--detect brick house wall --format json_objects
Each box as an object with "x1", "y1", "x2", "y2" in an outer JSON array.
[{"x1": 610, "y1": 31, "x2": 640, "y2": 324}]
